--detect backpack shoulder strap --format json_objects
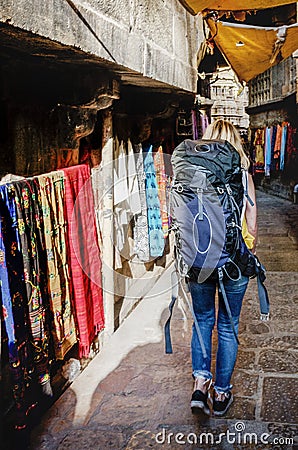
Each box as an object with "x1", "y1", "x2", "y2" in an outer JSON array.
[{"x1": 242, "y1": 170, "x2": 255, "y2": 206}]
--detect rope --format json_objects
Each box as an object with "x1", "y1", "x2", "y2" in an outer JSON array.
[{"x1": 64, "y1": 0, "x2": 117, "y2": 63}]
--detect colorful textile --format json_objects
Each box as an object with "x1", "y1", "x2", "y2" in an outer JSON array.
[
  {"x1": 274, "y1": 124, "x2": 282, "y2": 153},
  {"x1": 144, "y1": 146, "x2": 164, "y2": 257},
  {"x1": 272, "y1": 124, "x2": 282, "y2": 170},
  {"x1": 264, "y1": 127, "x2": 271, "y2": 176},
  {"x1": 113, "y1": 140, "x2": 129, "y2": 268},
  {"x1": 253, "y1": 128, "x2": 265, "y2": 172},
  {"x1": 38, "y1": 171, "x2": 77, "y2": 359},
  {"x1": 13, "y1": 180, "x2": 53, "y2": 393},
  {"x1": 285, "y1": 124, "x2": 297, "y2": 172},
  {"x1": 280, "y1": 122, "x2": 288, "y2": 171},
  {"x1": 154, "y1": 146, "x2": 169, "y2": 238},
  {"x1": 62, "y1": 164, "x2": 104, "y2": 358},
  {"x1": 254, "y1": 128, "x2": 265, "y2": 147},
  {"x1": 91, "y1": 165, "x2": 104, "y2": 249},
  {"x1": 270, "y1": 126, "x2": 277, "y2": 172},
  {"x1": 133, "y1": 144, "x2": 150, "y2": 262},
  {"x1": 166, "y1": 175, "x2": 172, "y2": 229},
  {"x1": 192, "y1": 110, "x2": 199, "y2": 140},
  {"x1": 0, "y1": 184, "x2": 32, "y2": 429},
  {"x1": 113, "y1": 140, "x2": 129, "y2": 205},
  {"x1": 127, "y1": 140, "x2": 141, "y2": 216},
  {"x1": 0, "y1": 198, "x2": 16, "y2": 348},
  {"x1": 200, "y1": 113, "x2": 209, "y2": 135}
]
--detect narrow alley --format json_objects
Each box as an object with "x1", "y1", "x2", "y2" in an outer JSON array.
[
  {"x1": 28, "y1": 190, "x2": 298, "y2": 449},
  {"x1": 1, "y1": 2, "x2": 297, "y2": 450}
]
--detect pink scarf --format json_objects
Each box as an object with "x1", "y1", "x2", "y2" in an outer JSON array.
[{"x1": 62, "y1": 164, "x2": 104, "y2": 357}]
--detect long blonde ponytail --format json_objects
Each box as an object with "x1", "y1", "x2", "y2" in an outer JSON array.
[{"x1": 202, "y1": 119, "x2": 250, "y2": 170}]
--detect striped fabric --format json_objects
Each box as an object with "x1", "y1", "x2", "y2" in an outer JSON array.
[
  {"x1": 38, "y1": 171, "x2": 77, "y2": 359},
  {"x1": 154, "y1": 146, "x2": 169, "y2": 239}
]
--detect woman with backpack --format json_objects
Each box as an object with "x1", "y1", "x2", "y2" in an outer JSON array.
[{"x1": 188, "y1": 119, "x2": 257, "y2": 416}]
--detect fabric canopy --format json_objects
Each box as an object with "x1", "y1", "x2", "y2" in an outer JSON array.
[
  {"x1": 180, "y1": 0, "x2": 296, "y2": 15},
  {"x1": 207, "y1": 20, "x2": 298, "y2": 82}
]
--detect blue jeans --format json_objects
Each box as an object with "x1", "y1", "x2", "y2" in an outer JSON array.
[{"x1": 189, "y1": 274, "x2": 249, "y2": 393}]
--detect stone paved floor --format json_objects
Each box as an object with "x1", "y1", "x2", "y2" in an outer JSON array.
[
  {"x1": 27, "y1": 191, "x2": 298, "y2": 449},
  {"x1": 256, "y1": 192, "x2": 298, "y2": 272}
]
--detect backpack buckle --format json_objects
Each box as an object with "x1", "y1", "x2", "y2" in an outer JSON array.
[{"x1": 225, "y1": 184, "x2": 232, "y2": 195}]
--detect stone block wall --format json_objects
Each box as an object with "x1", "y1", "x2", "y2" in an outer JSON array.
[{"x1": 0, "y1": 0, "x2": 203, "y2": 93}]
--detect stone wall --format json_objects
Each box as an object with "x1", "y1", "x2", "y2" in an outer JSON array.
[
  {"x1": 248, "y1": 106, "x2": 293, "y2": 129},
  {"x1": 0, "y1": 0, "x2": 203, "y2": 93}
]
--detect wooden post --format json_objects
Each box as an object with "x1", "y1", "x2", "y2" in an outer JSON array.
[{"x1": 101, "y1": 108, "x2": 115, "y2": 339}]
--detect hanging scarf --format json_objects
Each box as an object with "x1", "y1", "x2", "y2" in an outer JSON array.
[
  {"x1": 62, "y1": 164, "x2": 104, "y2": 358},
  {"x1": 13, "y1": 179, "x2": 53, "y2": 394},
  {"x1": 192, "y1": 110, "x2": 199, "y2": 140},
  {"x1": 91, "y1": 165, "x2": 104, "y2": 250},
  {"x1": 254, "y1": 128, "x2": 265, "y2": 172},
  {"x1": 279, "y1": 122, "x2": 288, "y2": 171},
  {"x1": 38, "y1": 171, "x2": 77, "y2": 359},
  {"x1": 200, "y1": 113, "x2": 209, "y2": 135},
  {"x1": 144, "y1": 146, "x2": 164, "y2": 257},
  {"x1": 0, "y1": 184, "x2": 34, "y2": 430},
  {"x1": 270, "y1": 126, "x2": 277, "y2": 172},
  {"x1": 127, "y1": 139, "x2": 141, "y2": 216},
  {"x1": 285, "y1": 124, "x2": 297, "y2": 172},
  {"x1": 264, "y1": 127, "x2": 272, "y2": 176},
  {"x1": 153, "y1": 146, "x2": 169, "y2": 238},
  {"x1": 133, "y1": 144, "x2": 150, "y2": 262},
  {"x1": 113, "y1": 140, "x2": 129, "y2": 268}
]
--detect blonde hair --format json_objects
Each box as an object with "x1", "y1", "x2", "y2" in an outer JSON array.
[{"x1": 202, "y1": 119, "x2": 250, "y2": 170}]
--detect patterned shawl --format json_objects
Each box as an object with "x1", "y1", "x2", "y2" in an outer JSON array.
[
  {"x1": 13, "y1": 180, "x2": 52, "y2": 392},
  {"x1": 38, "y1": 171, "x2": 77, "y2": 359},
  {"x1": 144, "y1": 146, "x2": 164, "y2": 257}
]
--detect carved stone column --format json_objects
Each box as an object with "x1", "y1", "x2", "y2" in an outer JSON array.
[{"x1": 52, "y1": 79, "x2": 120, "y2": 170}]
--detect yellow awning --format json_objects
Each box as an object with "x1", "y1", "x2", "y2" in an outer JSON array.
[
  {"x1": 207, "y1": 20, "x2": 298, "y2": 82},
  {"x1": 180, "y1": 0, "x2": 296, "y2": 15}
]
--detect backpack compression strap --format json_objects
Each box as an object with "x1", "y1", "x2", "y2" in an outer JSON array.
[
  {"x1": 218, "y1": 255, "x2": 270, "y2": 342},
  {"x1": 164, "y1": 268, "x2": 208, "y2": 359},
  {"x1": 165, "y1": 263, "x2": 269, "y2": 355},
  {"x1": 164, "y1": 271, "x2": 179, "y2": 354},
  {"x1": 255, "y1": 256, "x2": 270, "y2": 320},
  {"x1": 218, "y1": 268, "x2": 240, "y2": 345}
]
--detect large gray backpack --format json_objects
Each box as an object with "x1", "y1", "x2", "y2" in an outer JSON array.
[
  {"x1": 171, "y1": 138, "x2": 244, "y2": 281},
  {"x1": 165, "y1": 139, "x2": 270, "y2": 354}
]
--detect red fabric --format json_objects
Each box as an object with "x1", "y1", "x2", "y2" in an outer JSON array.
[{"x1": 62, "y1": 164, "x2": 104, "y2": 357}]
